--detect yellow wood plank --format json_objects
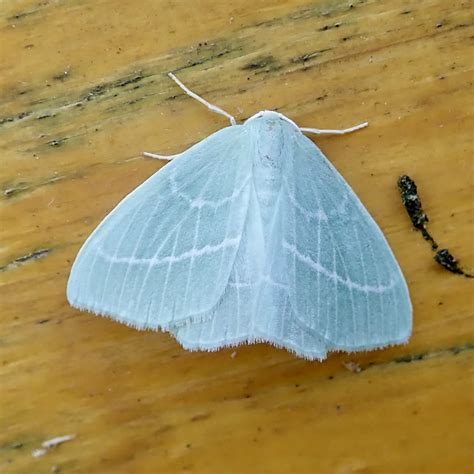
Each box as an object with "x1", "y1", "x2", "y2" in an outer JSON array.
[{"x1": 1, "y1": 0, "x2": 473, "y2": 473}]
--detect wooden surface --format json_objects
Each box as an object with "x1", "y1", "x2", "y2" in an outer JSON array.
[{"x1": 1, "y1": 0, "x2": 473, "y2": 473}]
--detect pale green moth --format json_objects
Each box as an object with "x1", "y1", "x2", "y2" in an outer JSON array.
[{"x1": 67, "y1": 73, "x2": 412, "y2": 360}]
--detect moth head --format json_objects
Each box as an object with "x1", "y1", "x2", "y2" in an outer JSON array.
[{"x1": 244, "y1": 110, "x2": 300, "y2": 131}]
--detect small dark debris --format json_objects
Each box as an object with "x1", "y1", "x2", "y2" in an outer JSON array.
[
  {"x1": 242, "y1": 55, "x2": 277, "y2": 71},
  {"x1": 0, "y1": 111, "x2": 31, "y2": 126},
  {"x1": 47, "y1": 138, "x2": 67, "y2": 147},
  {"x1": 8, "y1": 442, "x2": 24, "y2": 449},
  {"x1": 186, "y1": 59, "x2": 205, "y2": 68},
  {"x1": 398, "y1": 175, "x2": 438, "y2": 249},
  {"x1": 319, "y1": 22, "x2": 342, "y2": 31},
  {"x1": 293, "y1": 48, "x2": 332, "y2": 65},
  {"x1": 216, "y1": 49, "x2": 228, "y2": 58},
  {"x1": 127, "y1": 97, "x2": 144, "y2": 106},
  {"x1": 242, "y1": 61, "x2": 265, "y2": 70},
  {"x1": 117, "y1": 73, "x2": 144, "y2": 87},
  {"x1": 396, "y1": 343, "x2": 473, "y2": 363},
  {"x1": 80, "y1": 72, "x2": 145, "y2": 104},
  {"x1": 37, "y1": 319, "x2": 50, "y2": 325},
  {"x1": 9, "y1": 10, "x2": 36, "y2": 20},
  {"x1": 454, "y1": 342, "x2": 474, "y2": 353},
  {"x1": 85, "y1": 85, "x2": 106, "y2": 101},
  {"x1": 293, "y1": 52, "x2": 320, "y2": 63},
  {"x1": 395, "y1": 353, "x2": 425, "y2": 363},
  {"x1": 190, "y1": 413, "x2": 211, "y2": 422},
  {"x1": 434, "y1": 249, "x2": 473, "y2": 278},
  {"x1": 53, "y1": 69, "x2": 71, "y2": 81},
  {"x1": 38, "y1": 113, "x2": 55, "y2": 120}
]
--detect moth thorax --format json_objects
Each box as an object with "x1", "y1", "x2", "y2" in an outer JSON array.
[{"x1": 253, "y1": 132, "x2": 284, "y2": 226}]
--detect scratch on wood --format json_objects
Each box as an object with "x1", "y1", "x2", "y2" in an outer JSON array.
[
  {"x1": 394, "y1": 342, "x2": 474, "y2": 364},
  {"x1": 0, "y1": 111, "x2": 32, "y2": 126},
  {"x1": 1, "y1": 441, "x2": 24, "y2": 450},
  {"x1": 8, "y1": 9, "x2": 39, "y2": 21},
  {"x1": 1, "y1": 41, "x2": 239, "y2": 127},
  {"x1": 116, "y1": 73, "x2": 144, "y2": 87},
  {"x1": 190, "y1": 412, "x2": 212, "y2": 422},
  {"x1": 241, "y1": 55, "x2": 281, "y2": 73},
  {"x1": 37, "y1": 112, "x2": 56, "y2": 120},
  {"x1": 0, "y1": 249, "x2": 52, "y2": 272},
  {"x1": 173, "y1": 42, "x2": 242, "y2": 74},
  {"x1": 3, "y1": 182, "x2": 30, "y2": 198},
  {"x1": 292, "y1": 48, "x2": 333, "y2": 64},
  {"x1": 32, "y1": 434, "x2": 76, "y2": 458},
  {"x1": 3, "y1": 175, "x2": 65, "y2": 199},
  {"x1": 288, "y1": 0, "x2": 366, "y2": 22},
  {"x1": 319, "y1": 343, "x2": 474, "y2": 382}
]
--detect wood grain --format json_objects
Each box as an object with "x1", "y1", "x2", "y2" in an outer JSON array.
[{"x1": 1, "y1": 0, "x2": 473, "y2": 473}]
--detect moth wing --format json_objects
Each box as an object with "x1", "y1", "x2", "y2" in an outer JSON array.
[
  {"x1": 173, "y1": 188, "x2": 328, "y2": 360},
  {"x1": 283, "y1": 133, "x2": 412, "y2": 351},
  {"x1": 67, "y1": 126, "x2": 252, "y2": 329},
  {"x1": 174, "y1": 296, "x2": 328, "y2": 361}
]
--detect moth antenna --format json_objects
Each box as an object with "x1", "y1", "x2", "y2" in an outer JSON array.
[
  {"x1": 168, "y1": 72, "x2": 237, "y2": 126},
  {"x1": 143, "y1": 151, "x2": 180, "y2": 161},
  {"x1": 300, "y1": 121, "x2": 368, "y2": 136}
]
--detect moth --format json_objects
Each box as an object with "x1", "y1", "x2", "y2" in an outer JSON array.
[{"x1": 67, "y1": 73, "x2": 412, "y2": 360}]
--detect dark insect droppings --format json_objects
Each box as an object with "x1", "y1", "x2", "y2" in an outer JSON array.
[
  {"x1": 398, "y1": 175, "x2": 472, "y2": 278},
  {"x1": 434, "y1": 249, "x2": 473, "y2": 278},
  {"x1": 398, "y1": 175, "x2": 438, "y2": 249}
]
